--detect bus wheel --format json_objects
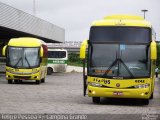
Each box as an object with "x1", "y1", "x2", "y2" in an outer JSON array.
[
  {"x1": 41, "y1": 78, "x2": 45, "y2": 83},
  {"x1": 8, "y1": 79, "x2": 13, "y2": 84},
  {"x1": 92, "y1": 97, "x2": 100, "y2": 103},
  {"x1": 150, "y1": 93, "x2": 153, "y2": 99},
  {"x1": 14, "y1": 80, "x2": 19, "y2": 84},
  {"x1": 142, "y1": 99, "x2": 149, "y2": 105},
  {"x1": 36, "y1": 80, "x2": 40, "y2": 84},
  {"x1": 19, "y1": 80, "x2": 22, "y2": 83},
  {"x1": 47, "y1": 68, "x2": 53, "y2": 75}
]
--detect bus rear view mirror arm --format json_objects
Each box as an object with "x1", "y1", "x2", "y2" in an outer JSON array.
[
  {"x1": 2, "y1": 45, "x2": 7, "y2": 56},
  {"x1": 80, "y1": 39, "x2": 88, "y2": 59},
  {"x1": 150, "y1": 41, "x2": 157, "y2": 60},
  {"x1": 40, "y1": 46, "x2": 44, "y2": 57}
]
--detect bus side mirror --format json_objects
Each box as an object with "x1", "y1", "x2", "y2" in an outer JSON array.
[
  {"x1": 40, "y1": 46, "x2": 43, "y2": 57},
  {"x1": 80, "y1": 40, "x2": 88, "y2": 59},
  {"x1": 2, "y1": 45, "x2": 7, "y2": 56},
  {"x1": 150, "y1": 41, "x2": 157, "y2": 60}
]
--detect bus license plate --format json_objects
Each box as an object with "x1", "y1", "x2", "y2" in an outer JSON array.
[{"x1": 113, "y1": 92, "x2": 123, "y2": 96}]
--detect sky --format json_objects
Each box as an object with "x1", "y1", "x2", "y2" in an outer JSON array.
[{"x1": 0, "y1": 0, "x2": 159, "y2": 42}]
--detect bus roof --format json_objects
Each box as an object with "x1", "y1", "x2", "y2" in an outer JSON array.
[
  {"x1": 92, "y1": 15, "x2": 151, "y2": 28},
  {"x1": 8, "y1": 37, "x2": 43, "y2": 47}
]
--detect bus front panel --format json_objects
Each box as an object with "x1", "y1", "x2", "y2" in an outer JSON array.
[
  {"x1": 87, "y1": 76, "x2": 152, "y2": 99},
  {"x1": 6, "y1": 46, "x2": 42, "y2": 81}
]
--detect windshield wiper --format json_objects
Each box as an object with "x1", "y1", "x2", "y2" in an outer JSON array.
[
  {"x1": 102, "y1": 51, "x2": 118, "y2": 77},
  {"x1": 102, "y1": 59, "x2": 117, "y2": 77},
  {"x1": 25, "y1": 55, "x2": 31, "y2": 68},
  {"x1": 14, "y1": 57, "x2": 22, "y2": 68},
  {"x1": 102, "y1": 58, "x2": 134, "y2": 78},
  {"x1": 119, "y1": 59, "x2": 134, "y2": 78}
]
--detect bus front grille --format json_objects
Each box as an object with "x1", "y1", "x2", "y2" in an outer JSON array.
[{"x1": 14, "y1": 76, "x2": 31, "y2": 79}]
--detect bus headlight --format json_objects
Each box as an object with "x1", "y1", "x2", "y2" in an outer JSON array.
[
  {"x1": 89, "y1": 82, "x2": 102, "y2": 87},
  {"x1": 134, "y1": 84, "x2": 150, "y2": 88}
]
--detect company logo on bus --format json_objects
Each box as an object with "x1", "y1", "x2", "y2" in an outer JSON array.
[{"x1": 116, "y1": 83, "x2": 120, "y2": 87}]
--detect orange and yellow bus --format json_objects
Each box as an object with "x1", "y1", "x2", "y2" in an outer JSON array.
[
  {"x1": 80, "y1": 15, "x2": 157, "y2": 105},
  {"x1": 2, "y1": 37, "x2": 48, "y2": 84}
]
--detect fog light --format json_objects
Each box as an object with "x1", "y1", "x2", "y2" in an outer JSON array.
[
  {"x1": 7, "y1": 75, "x2": 11, "y2": 78},
  {"x1": 92, "y1": 91, "x2": 96, "y2": 94},
  {"x1": 34, "y1": 76, "x2": 38, "y2": 78},
  {"x1": 141, "y1": 93, "x2": 145, "y2": 96},
  {"x1": 145, "y1": 92, "x2": 149, "y2": 95}
]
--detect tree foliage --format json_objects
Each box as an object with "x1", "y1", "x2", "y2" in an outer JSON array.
[{"x1": 68, "y1": 53, "x2": 83, "y2": 65}]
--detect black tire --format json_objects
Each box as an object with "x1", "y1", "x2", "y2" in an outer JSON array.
[
  {"x1": 142, "y1": 99, "x2": 149, "y2": 105},
  {"x1": 41, "y1": 78, "x2": 45, "y2": 83},
  {"x1": 19, "y1": 80, "x2": 22, "y2": 83},
  {"x1": 36, "y1": 80, "x2": 40, "y2": 84},
  {"x1": 150, "y1": 93, "x2": 153, "y2": 99},
  {"x1": 14, "y1": 80, "x2": 19, "y2": 84},
  {"x1": 92, "y1": 97, "x2": 100, "y2": 104},
  {"x1": 47, "y1": 67, "x2": 53, "y2": 75},
  {"x1": 8, "y1": 80, "x2": 13, "y2": 84}
]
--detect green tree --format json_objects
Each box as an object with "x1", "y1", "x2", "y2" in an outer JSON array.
[{"x1": 68, "y1": 53, "x2": 83, "y2": 66}]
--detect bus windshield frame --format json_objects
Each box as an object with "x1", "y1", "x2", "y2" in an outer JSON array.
[
  {"x1": 7, "y1": 46, "x2": 40, "y2": 69},
  {"x1": 88, "y1": 26, "x2": 151, "y2": 79}
]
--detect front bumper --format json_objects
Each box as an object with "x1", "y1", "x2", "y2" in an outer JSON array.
[
  {"x1": 88, "y1": 85, "x2": 150, "y2": 99},
  {"x1": 6, "y1": 71, "x2": 41, "y2": 81}
]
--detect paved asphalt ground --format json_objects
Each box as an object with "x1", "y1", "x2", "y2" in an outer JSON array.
[{"x1": 0, "y1": 72, "x2": 160, "y2": 120}]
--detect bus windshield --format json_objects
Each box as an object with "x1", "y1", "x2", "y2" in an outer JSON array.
[
  {"x1": 89, "y1": 44, "x2": 150, "y2": 78},
  {"x1": 89, "y1": 27, "x2": 150, "y2": 43},
  {"x1": 7, "y1": 47, "x2": 40, "y2": 68},
  {"x1": 48, "y1": 51, "x2": 66, "y2": 58}
]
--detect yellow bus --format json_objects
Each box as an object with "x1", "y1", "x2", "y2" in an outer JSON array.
[
  {"x1": 80, "y1": 15, "x2": 157, "y2": 105},
  {"x1": 2, "y1": 37, "x2": 48, "y2": 84}
]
